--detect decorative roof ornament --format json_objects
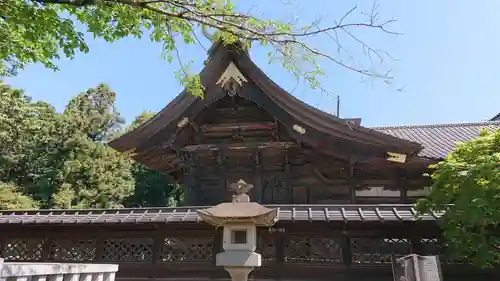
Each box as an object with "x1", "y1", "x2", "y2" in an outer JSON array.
[
  {"x1": 229, "y1": 179, "x2": 253, "y2": 203},
  {"x1": 196, "y1": 179, "x2": 278, "y2": 226},
  {"x1": 122, "y1": 148, "x2": 138, "y2": 157},
  {"x1": 216, "y1": 62, "x2": 248, "y2": 96},
  {"x1": 177, "y1": 117, "x2": 189, "y2": 128},
  {"x1": 386, "y1": 152, "x2": 407, "y2": 163},
  {"x1": 293, "y1": 124, "x2": 306, "y2": 135}
]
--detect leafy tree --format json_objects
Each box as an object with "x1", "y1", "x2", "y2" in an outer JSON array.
[
  {"x1": 0, "y1": 82, "x2": 179, "y2": 210},
  {"x1": 2, "y1": 0, "x2": 397, "y2": 96},
  {"x1": 122, "y1": 111, "x2": 183, "y2": 207},
  {"x1": 0, "y1": 81, "x2": 59, "y2": 194},
  {"x1": 125, "y1": 164, "x2": 182, "y2": 207},
  {"x1": 0, "y1": 181, "x2": 39, "y2": 209},
  {"x1": 127, "y1": 111, "x2": 155, "y2": 132},
  {"x1": 417, "y1": 129, "x2": 500, "y2": 268},
  {"x1": 46, "y1": 84, "x2": 134, "y2": 208},
  {"x1": 0, "y1": 81, "x2": 134, "y2": 209},
  {"x1": 65, "y1": 83, "x2": 124, "y2": 142},
  {"x1": 47, "y1": 134, "x2": 134, "y2": 208}
]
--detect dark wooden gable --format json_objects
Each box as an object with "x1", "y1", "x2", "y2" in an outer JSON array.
[
  {"x1": 109, "y1": 41, "x2": 426, "y2": 205},
  {"x1": 110, "y1": 41, "x2": 421, "y2": 168}
]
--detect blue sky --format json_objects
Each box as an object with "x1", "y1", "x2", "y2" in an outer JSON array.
[{"x1": 4, "y1": 0, "x2": 500, "y2": 127}]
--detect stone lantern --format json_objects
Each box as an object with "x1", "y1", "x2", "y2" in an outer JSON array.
[{"x1": 197, "y1": 179, "x2": 278, "y2": 281}]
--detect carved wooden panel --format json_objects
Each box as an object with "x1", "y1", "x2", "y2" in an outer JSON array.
[
  {"x1": 160, "y1": 236, "x2": 212, "y2": 262},
  {"x1": 351, "y1": 238, "x2": 410, "y2": 265},
  {"x1": 50, "y1": 239, "x2": 96, "y2": 261},
  {"x1": 198, "y1": 177, "x2": 226, "y2": 205},
  {"x1": 102, "y1": 238, "x2": 153, "y2": 262},
  {"x1": 263, "y1": 173, "x2": 288, "y2": 204},
  {"x1": 2, "y1": 238, "x2": 44, "y2": 261},
  {"x1": 226, "y1": 152, "x2": 254, "y2": 168},
  {"x1": 284, "y1": 235, "x2": 342, "y2": 264}
]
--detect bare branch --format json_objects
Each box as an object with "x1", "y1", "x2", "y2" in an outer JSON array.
[{"x1": 32, "y1": 0, "x2": 398, "y2": 81}]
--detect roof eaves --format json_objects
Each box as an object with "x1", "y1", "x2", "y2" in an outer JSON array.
[
  {"x1": 370, "y1": 121, "x2": 500, "y2": 130},
  {"x1": 0, "y1": 205, "x2": 440, "y2": 224},
  {"x1": 234, "y1": 51, "x2": 423, "y2": 154}
]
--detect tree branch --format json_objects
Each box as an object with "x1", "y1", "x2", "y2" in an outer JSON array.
[{"x1": 30, "y1": 0, "x2": 398, "y2": 82}]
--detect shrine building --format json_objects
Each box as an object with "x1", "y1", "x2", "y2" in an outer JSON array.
[{"x1": 0, "y1": 41, "x2": 498, "y2": 281}]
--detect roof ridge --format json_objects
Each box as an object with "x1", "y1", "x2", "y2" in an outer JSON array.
[
  {"x1": 371, "y1": 120, "x2": 500, "y2": 130},
  {"x1": 491, "y1": 112, "x2": 500, "y2": 121}
]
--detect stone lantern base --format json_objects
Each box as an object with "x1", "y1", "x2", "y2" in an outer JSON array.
[{"x1": 224, "y1": 267, "x2": 256, "y2": 281}]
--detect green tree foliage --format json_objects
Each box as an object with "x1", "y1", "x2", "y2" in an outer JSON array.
[
  {"x1": 125, "y1": 164, "x2": 182, "y2": 207},
  {"x1": 127, "y1": 111, "x2": 155, "y2": 132},
  {"x1": 417, "y1": 129, "x2": 500, "y2": 268},
  {"x1": 47, "y1": 84, "x2": 133, "y2": 208},
  {"x1": 123, "y1": 111, "x2": 183, "y2": 207},
  {"x1": 0, "y1": 81, "x2": 135, "y2": 209},
  {"x1": 0, "y1": 181, "x2": 39, "y2": 209},
  {"x1": 65, "y1": 83, "x2": 124, "y2": 142},
  {"x1": 0, "y1": 81, "x2": 59, "y2": 194},
  {"x1": 45, "y1": 133, "x2": 134, "y2": 208},
  {"x1": 2, "y1": 0, "x2": 397, "y2": 96},
  {"x1": 0, "y1": 81, "x2": 181, "y2": 210}
]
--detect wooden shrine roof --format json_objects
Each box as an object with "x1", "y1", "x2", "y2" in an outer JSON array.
[
  {"x1": 0, "y1": 204, "x2": 442, "y2": 225},
  {"x1": 373, "y1": 121, "x2": 500, "y2": 159},
  {"x1": 491, "y1": 112, "x2": 500, "y2": 121},
  {"x1": 109, "y1": 41, "x2": 423, "y2": 167}
]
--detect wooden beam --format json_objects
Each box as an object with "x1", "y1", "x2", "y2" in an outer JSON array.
[
  {"x1": 181, "y1": 141, "x2": 296, "y2": 152},
  {"x1": 201, "y1": 122, "x2": 276, "y2": 133},
  {"x1": 214, "y1": 106, "x2": 264, "y2": 117}
]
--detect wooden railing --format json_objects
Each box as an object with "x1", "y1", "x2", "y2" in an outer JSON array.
[{"x1": 0, "y1": 258, "x2": 118, "y2": 281}]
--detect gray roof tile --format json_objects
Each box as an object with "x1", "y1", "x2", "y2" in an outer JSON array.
[
  {"x1": 372, "y1": 121, "x2": 500, "y2": 159},
  {"x1": 0, "y1": 205, "x2": 439, "y2": 225}
]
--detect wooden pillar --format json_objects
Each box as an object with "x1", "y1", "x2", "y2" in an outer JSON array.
[
  {"x1": 184, "y1": 152, "x2": 199, "y2": 205},
  {"x1": 94, "y1": 237, "x2": 104, "y2": 261},
  {"x1": 219, "y1": 149, "x2": 229, "y2": 202},
  {"x1": 397, "y1": 172, "x2": 408, "y2": 202},
  {"x1": 410, "y1": 228, "x2": 424, "y2": 255},
  {"x1": 275, "y1": 231, "x2": 285, "y2": 263},
  {"x1": 151, "y1": 230, "x2": 164, "y2": 280},
  {"x1": 253, "y1": 151, "x2": 263, "y2": 203},
  {"x1": 341, "y1": 234, "x2": 352, "y2": 267},
  {"x1": 212, "y1": 228, "x2": 222, "y2": 266},
  {"x1": 275, "y1": 230, "x2": 285, "y2": 280},
  {"x1": 284, "y1": 153, "x2": 292, "y2": 203},
  {"x1": 41, "y1": 235, "x2": 52, "y2": 262},
  {"x1": 347, "y1": 158, "x2": 356, "y2": 203},
  {"x1": 401, "y1": 185, "x2": 408, "y2": 202}
]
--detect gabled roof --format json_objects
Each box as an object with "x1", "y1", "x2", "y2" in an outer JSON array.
[
  {"x1": 0, "y1": 204, "x2": 440, "y2": 225},
  {"x1": 109, "y1": 41, "x2": 422, "y2": 167},
  {"x1": 491, "y1": 112, "x2": 500, "y2": 121},
  {"x1": 372, "y1": 121, "x2": 500, "y2": 159}
]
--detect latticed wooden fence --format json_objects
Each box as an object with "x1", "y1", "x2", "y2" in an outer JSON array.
[
  {"x1": 0, "y1": 206, "x2": 487, "y2": 280},
  {"x1": 0, "y1": 231, "x2": 451, "y2": 265}
]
